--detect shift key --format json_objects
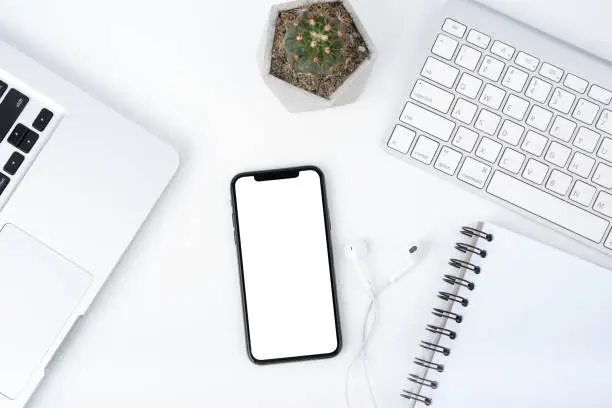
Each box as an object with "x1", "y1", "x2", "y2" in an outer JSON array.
[
  {"x1": 400, "y1": 102, "x2": 455, "y2": 141},
  {"x1": 0, "y1": 89, "x2": 29, "y2": 142}
]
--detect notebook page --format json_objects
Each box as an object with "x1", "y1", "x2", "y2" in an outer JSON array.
[{"x1": 431, "y1": 222, "x2": 612, "y2": 408}]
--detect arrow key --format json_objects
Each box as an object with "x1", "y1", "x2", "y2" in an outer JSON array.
[
  {"x1": 7, "y1": 124, "x2": 29, "y2": 147},
  {"x1": 18, "y1": 130, "x2": 38, "y2": 154},
  {"x1": 32, "y1": 108, "x2": 53, "y2": 132},
  {"x1": 3, "y1": 152, "x2": 24, "y2": 176}
]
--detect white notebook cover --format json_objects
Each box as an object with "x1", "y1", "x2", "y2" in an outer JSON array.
[{"x1": 408, "y1": 222, "x2": 612, "y2": 407}]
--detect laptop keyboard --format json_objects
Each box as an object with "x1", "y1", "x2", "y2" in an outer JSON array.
[
  {"x1": 0, "y1": 71, "x2": 58, "y2": 205},
  {"x1": 385, "y1": 17, "x2": 612, "y2": 255}
]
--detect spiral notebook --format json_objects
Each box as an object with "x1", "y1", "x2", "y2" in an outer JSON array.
[{"x1": 403, "y1": 222, "x2": 612, "y2": 407}]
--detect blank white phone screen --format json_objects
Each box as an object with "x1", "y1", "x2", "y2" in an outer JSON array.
[{"x1": 234, "y1": 169, "x2": 339, "y2": 362}]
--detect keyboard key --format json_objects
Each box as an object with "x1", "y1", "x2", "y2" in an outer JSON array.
[
  {"x1": 421, "y1": 57, "x2": 459, "y2": 88},
  {"x1": 588, "y1": 85, "x2": 612, "y2": 105},
  {"x1": 502, "y1": 95, "x2": 529, "y2": 121},
  {"x1": 32, "y1": 108, "x2": 53, "y2": 132},
  {"x1": 0, "y1": 173, "x2": 9, "y2": 198},
  {"x1": 525, "y1": 78, "x2": 552, "y2": 103},
  {"x1": 572, "y1": 98, "x2": 599, "y2": 125},
  {"x1": 501, "y1": 67, "x2": 528, "y2": 92},
  {"x1": 452, "y1": 126, "x2": 479, "y2": 152},
  {"x1": 411, "y1": 135, "x2": 439, "y2": 164},
  {"x1": 598, "y1": 138, "x2": 612, "y2": 162},
  {"x1": 594, "y1": 191, "x2": 612, "y2": 217},
  {"x1": 487, "y1": 171, "x2": 609, "y2": 243},
  {"x1": 451, "y1": 98, "x2": 478, "y2": 124},
  {"x1": 7, "y1": 124, "x2": 29, "y2": 147},
  {"x1": 456, "y1": 73, "x2": 482, "y2": 99},
  {"x1": 490, "y1": 40, "x2": 515, "y2": 60},
  {"x1": 442, "y1": 18, "x2": 466, "y2": 38},
  {"x1": 455, "y1": 45, "x2": 481, "y2": 71},
  {"x1": 476, "y1": 137, "x2": 502, "y2": 163},
  {"x1": 499, "y1": 148, "x2": 525, "y2": 174},
  {"x1": 568, "y1": 152, "x2": 595, "y2": 178},
  {"x1": 411, "y1": 79, "x2": 455, "y2": 113},
  {"x1": 479, "y1": 56, "x2": 505, "y2": 81},
  {"x1": 475, "y1": 109, "x2": 501, "y2": 135},
  {"x1": 545, "y1": 141, "x2": 571, "y2": 167},
  {"x1": 605, "y1": 232, "x2": 612, "y2": 249},
  {"x1": 570, "y1": 180, "x2": 596, "y2": 206},
  {"x1": 466, "y1": 30, "x2": 490, "y2": 49},
  {"x1": 431, "y1": 34, "x2": 458, "y2": 60},
  {"x1": 550, "y1": 116, "x2": 576, "y2": 142},
  {"x1": 0, "y1": 81, "x2": 7, "y2": 98},
  {"x1": 3, "y1": 152, "x2": 24, "y2": 176},
  {"x1": 515, "y1": 51, "x2": 539, "y2": 72},
  {"x1": 498, "y1": 120, "x2": 524, "y2": 145},
  {"x1": 546, "y1": 170, "x2": 572, "y2": 195},
  {"x1": 521, "y1": 130, "x2": 548, "y2": 156},
  {"x1": 522, "y1": 159, "x2": 549, "y2": 184},
  {"x1": 564, "y1": 74, "x2": 588, "y2": 93},
  {"x1": 400, "y1": 102, "x2": 455, "y2": 141},
  {"x1": 573, "y1": 127, "x2": 600, "y2": 153},
  {"x1": 526, "y1": 106, "x2": 553, "y2": 131},
  {"x1": 596, "y1": 110, "x2": 612, "y2": 135},
  {"x1": 592, "y1": 163, "x2": 612, "y2": 189},
  {"x1": 539, "y1": 63, "x2": 563, "y2": 83},
  {"x1": 387, "y1": 125, "x2": 415, "y2": 154},
  {"x1": 479, "y1": 84, "x2": 506, "y2": 110},
  {"x1": 434, "y1": 146, "x2": 462, "y2": 175},
  {"x1": 0, "y1": 89, "x2": 29, "y2": 142},
  {"x1": 548, "y1": 88, "x2": 576, "y2": 114},
  {"x1": 458, "y1": 157, "x2": 491, "y2": 188},
  {"x1": 18, "y1": 130, "x2": 38, "y2": 154}
]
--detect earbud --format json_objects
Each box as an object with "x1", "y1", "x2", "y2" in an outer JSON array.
[
  {"x1": 345, "y1": 239, "x2": 375, "y2": 293},
  {"x1": 345, "y1": 239, "x2": 369, "y2": 260},
  {"x1": 387, "y1": 243, "x2": 427, "y2": 284},
  {"x1": 345, "y1": 239, "x2": 428, "y2": 291}
]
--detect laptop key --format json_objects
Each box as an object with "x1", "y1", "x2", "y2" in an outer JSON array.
[
  {"x1": 3, "y1": 152, "x2": 24, "y2": 176},
  {"x1": 0, "y1": 89, "x2": 29, "y2": 142},
  {"x1": 0, "y1": 173, "x2": 9, "y2": 196},
  {"x1": 32, "y1": 108, "x2": 53, "y2": 132},
  {"x1": 7, "y1": 124, "x2": 29, "y2": 147},
  {"x1": 0, "y1": 81, "x2": 7, "y2": 98},
  {"x1": 18, "y1": 130, "x2": 38, "y2": 154}
]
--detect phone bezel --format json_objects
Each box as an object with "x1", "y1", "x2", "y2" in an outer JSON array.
[{"x1": 230, "y1": 165, "x2": 342, "y2": 364}]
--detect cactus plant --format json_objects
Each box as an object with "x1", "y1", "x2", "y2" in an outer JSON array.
[
  {"x1": 264, "y1": 1, "x2": 375, "y2": 108},
  {"x1": 283, "y1": 10, "x2": 348, "y2": 75}
]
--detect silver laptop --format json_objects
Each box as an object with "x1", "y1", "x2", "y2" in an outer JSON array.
[{"x1": 0, "y1": 38, "x2": 178, "y2": 407}]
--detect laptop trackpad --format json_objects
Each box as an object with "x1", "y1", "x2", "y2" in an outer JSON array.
[{"x1": 0, "y1": 224, "x2": 92, "y2": 400}]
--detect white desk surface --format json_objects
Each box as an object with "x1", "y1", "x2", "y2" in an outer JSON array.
[{"x1": 1, "y1": 0, "x2": 612, "y2": 407}]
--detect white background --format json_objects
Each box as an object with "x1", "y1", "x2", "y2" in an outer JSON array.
[{"x1": 1, "y1": 0, "x2": 612, "y2": 407}]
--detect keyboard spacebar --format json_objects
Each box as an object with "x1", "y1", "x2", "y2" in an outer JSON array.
[{"x1": 487, "y1": 171, "x2": 610, "y2": 243}]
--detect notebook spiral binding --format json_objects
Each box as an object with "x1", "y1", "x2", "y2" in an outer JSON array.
[{"x1": 401, "y1": 226, "x2": 493, "y2": 406}]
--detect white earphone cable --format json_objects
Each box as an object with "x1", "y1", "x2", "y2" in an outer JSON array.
[{"x1": 345, "y1": 261, "x2": 412, "y2": 408}]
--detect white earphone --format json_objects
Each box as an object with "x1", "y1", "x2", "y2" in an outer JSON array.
[
  {"x1": 345, "y1": 240, "x2": 374, "y2": 292},
  {"x1": 344, "y1": 238, "x2": 427, "y2": 408},
  {"x1": 345, "y1": 239, "x2": 426, "y2": 292}
]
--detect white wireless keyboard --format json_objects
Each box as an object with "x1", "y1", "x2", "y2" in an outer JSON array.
[{"x1": 384, "y1": 0, "x2": 612, "y2": 256}]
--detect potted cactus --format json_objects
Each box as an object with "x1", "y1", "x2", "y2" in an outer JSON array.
[{"x1": 259, "y1": 0, "x2": 377, "y2": 112}]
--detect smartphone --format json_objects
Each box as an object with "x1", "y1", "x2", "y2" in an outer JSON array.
[{"x1": 231, "y1": 166, "x2": 341, "y2": 364}]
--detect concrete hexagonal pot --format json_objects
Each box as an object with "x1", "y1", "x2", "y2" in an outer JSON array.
[{"x1": 258, "y1": 0, "x2": 377, "y2": 113}]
